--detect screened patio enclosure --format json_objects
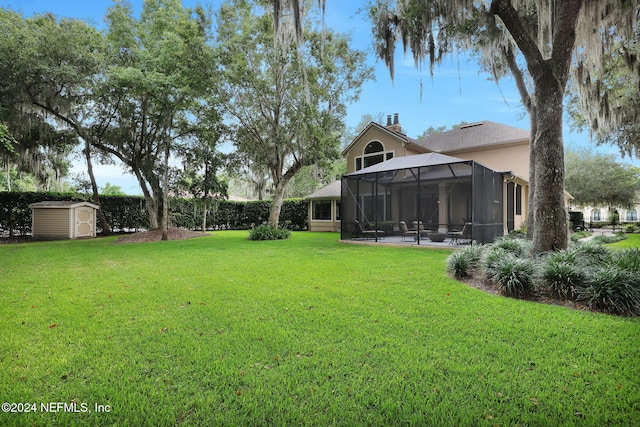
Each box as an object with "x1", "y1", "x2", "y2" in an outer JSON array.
[{"x1": 340, "y1": 152, "x2": 505, "y2": 244}]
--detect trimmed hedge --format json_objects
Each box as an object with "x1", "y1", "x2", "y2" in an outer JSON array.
[{"x1": 0, "y1": 192, "x2": 307, "y2": 235}]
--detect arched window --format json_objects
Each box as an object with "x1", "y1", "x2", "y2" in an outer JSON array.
[
  {"x1": 592, "y1": 209, "x2": 601, "y2": 221},
  {"x1": 355, "y1": 140, "x2": 394, "y2": 171},
  {"x1": 364, "y1": 141, "x2": 384, "y2": 154}
]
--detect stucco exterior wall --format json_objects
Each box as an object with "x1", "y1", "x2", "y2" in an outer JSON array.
[
  {"x1": 447, "y1": 143, "x2": 529, "y2": 178},
  {"x1": 345, "y1": 127, "x2": 424, "y2": 174}
]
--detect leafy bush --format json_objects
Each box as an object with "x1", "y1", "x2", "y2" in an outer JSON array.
[
  {"x1": 248, "y1": 225, "x2": 291, "y2": 241},
  {"x1": 624, "y1": 224, "x2": 638, "y2": 234},
  {"x1": 492, "y1": 235, "x2": 531, "y2": 257},
  {"x1": 573, "y1": 241, "x2": 611, "y2": 264},
  {"x1": 486, "y1": 254, "x2": 536, "y2": 298},
  {"x1": 542, "y1": 258, "x2": 586, "y2": 300},
  {"x1": 446, "y1": 244, "x2": 484, "y2": 279},
  {"x1": 577, "y1": 268, "x2": 640, "y2": 316},
  {"x1": 481, "y1": 247, "x2": 509, "y2": 275},
  {"x1": 0, "y1": 191, "x2": 308, "y2": 234},
  {"x1": 570, "y1": 230, "x2": 591, "y2": 242},
  {"x1": 592, "y1": 233, "x2": 627, "y2": 245},
  {"x1": 608, "y1": 248, "x2": 640, "y2": 272}
]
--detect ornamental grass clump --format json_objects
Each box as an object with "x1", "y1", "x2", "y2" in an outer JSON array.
[
  {"x1": 574, "y1": 240, "x2": 611, "y2": 264},
  {"x1": 577, "y1": 267, "x2": 640, "y2": 316},
  {"x1": 248, "y1": 224, "x2": 291, "y2": 240},
  {"x1": 608, "y1": 248, "x2": 640, "y2": 273},
  {"x1": 492, "y1": 235, "x2": 531, "y2": 257},
  {"x1": 542, "y1": 258, "x2": 587, "y2": 300},
  {"x1": 593, "y1": 233, "x2": 628, "y2": 245},
  {"x1": 446, "y1": 244, "x2": 484, "y2": 279},
  {"x1": 483, "y1": 250, "x2": 536, "y2": 298}
]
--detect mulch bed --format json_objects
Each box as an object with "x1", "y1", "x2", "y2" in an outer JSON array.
[
  {"x1": 113, "y1": 228, "x2": 209, "y2": 243},
  {"x1": 461, "y1": 275, "x2": 582, "y2": 311}
]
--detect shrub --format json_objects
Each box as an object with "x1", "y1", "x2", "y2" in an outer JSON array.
[
  {"x1": 624, "y1": 224, "x2": 638, "y2": 234},
  {"x1": 248, "y1": 225, "x2": 291, "y2": 241},
  {"x1": 446, "y1": 245, "x2": 484, "y2": 279},
  {"x1": 608, "y1": 248, "x2": 640, "y2": 273},
  {"x1": 570, "y1": 230, "x2": 591, "y2": 242},
  {"x1": 492, "y1": 235, "x2": 531, "y2": 257},
  {"x1": 542, "y1": 258, "x2": 586, "y2": 300},
  {"x1": 573, "y1": 241, "x2": 611, "y2": 264},
  {"x1": 485, "y1": 253, "x2": 536, "y2": 298},
  {"x1": 481, "y1": 247, "x2": 509, "y2": 275},
  {"x1": 592, "y1": 233, "x2": 627, "y2": 245},
  {"x1": 577, "y1": 268, "x2": 640, "y2": 316}
]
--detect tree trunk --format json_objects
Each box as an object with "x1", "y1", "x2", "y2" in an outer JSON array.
[
  {"x1": 268, "y1": 181, "x2": 287, "y2": 228},
  {"x1": 201, "y1": 198, "x2": 207, "y2": 232},
  {"x1": 530, "y1": 78, "x2": 568, "y2": 253},
  {"x1": 161, "y1": 143, "x2": 170, "y2": 241},
  {"x1": 83, "y1": 138, "x2": 111, "y2": 235},
  {"x1": 492, "y1": 0, "x2": 581, "y2": 252},
  {"x1": 134, "y1": 170, "x2": 159, "y2": 229},
  {"x1": 526, "y1": 109, "x2": 537, "y2": 239}
]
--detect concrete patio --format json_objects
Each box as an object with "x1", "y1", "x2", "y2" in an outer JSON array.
[{"x1": 340, "y1": 233, "x2": 470, "y2": 248}]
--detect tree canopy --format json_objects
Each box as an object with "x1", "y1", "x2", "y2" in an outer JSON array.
[
  {"x1": 565, "y1": 147, "x2": 640, "y2": 209},
  {"x1": 217, "y1": 0, "x2": 373, "y2": 227},
  {"x1": 361, "y1": 0, "x2": 639, "y2": 253}
]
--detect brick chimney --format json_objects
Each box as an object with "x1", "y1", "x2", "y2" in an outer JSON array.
[{"x1": 386, "y1": 113, "x2": 402, "y2": 133}]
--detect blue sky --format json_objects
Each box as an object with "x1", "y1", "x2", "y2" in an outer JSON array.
[{"x1": 2, "y1": 0, "x2": 637, "y2": 194}]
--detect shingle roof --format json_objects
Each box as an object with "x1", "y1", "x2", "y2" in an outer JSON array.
[
  {"x1": 415, "y1": 121, "x2": 529, "y2": 153},
  {"x1": 305, "y1": 181, "x2": 342, "y2": 200}
]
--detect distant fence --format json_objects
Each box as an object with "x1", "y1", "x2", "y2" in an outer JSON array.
[{"x1": 0, "y1": 192, "x2": 307, "y2": 236}]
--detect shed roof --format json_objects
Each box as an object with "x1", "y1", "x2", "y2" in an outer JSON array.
[
  {"x1": 29, "y1": 201, "x2": 100, "y2": 209},
  {"x1": 305, "y1": 181, "x2": 341, "y2": 200},
  {"x1": 415, "y1": 121, "x2": 529, "y2": 153}
]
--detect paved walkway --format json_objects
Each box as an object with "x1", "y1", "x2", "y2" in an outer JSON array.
[{"x1": 579, "y1": 228, "x2": 619, "y2": 242}]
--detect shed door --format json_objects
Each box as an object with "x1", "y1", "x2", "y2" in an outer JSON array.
[{"x1": 75, "y1": 207, "x2": 95, "y2": 238}]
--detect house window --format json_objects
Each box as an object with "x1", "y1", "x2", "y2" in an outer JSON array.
[
  {"x1": 355, "y1": 141, "x2": 394, "y2": 171},
  {"x1": 515, "y1": 185, "x2": 522, "y2": 215},
  {"x1": 626, "y1": 209, "x2": 638, "y2": 221},
  {"x1": 312, "y1": 200, "x2": 332, "y2": 220},
  {"x1": 335, "y1": 202, "x2": 341, "y2": 220},
  {"x1": 364, "y1": 141, "x2": 384, "y2": 154},
  {"x1": 592, "y1": 209, "x2": 601, "y2": 221}
]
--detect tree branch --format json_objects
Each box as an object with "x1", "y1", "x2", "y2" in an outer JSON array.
[{"x1": 490, "y1": 0, "x2": 546, "y2": 76}]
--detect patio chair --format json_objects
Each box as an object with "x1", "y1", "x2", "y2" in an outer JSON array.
[
  {"x1": 412, "y1": 221, "x2": 428, "y2": 239},
  {"x1": 354, "y1": 220, "x2": 385, "y2": 239},
  {"x1": 448, "y1": 222, "x2": 472, "y2": 245},
  {"x1": 399, "y1": 221, "x2": 417, "y2": 241}
]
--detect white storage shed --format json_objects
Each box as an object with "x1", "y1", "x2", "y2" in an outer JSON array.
[{"x1": 29, "y1": 201, "x2": 99, "y2": 240}]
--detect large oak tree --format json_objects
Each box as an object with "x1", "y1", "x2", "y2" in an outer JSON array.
[
  {"x1": 217, "y1": 0, "x2": 373, "y2": 228},
  {"x1": 368, "y1": 0, "x2": 639, "y2": 253}
]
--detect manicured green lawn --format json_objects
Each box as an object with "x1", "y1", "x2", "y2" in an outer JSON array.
[
  {"x1": 608, "y1": 233, "x2": 640, "y2": 249},
  {"x1": 1, "y1": 231, "x2": 639, "y2": 426}
]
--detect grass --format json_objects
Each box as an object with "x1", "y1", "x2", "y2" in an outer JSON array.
[
  {"x1": 1, "y1": 231, "x2": 639, "y2": 426},
  {"x1": 608, "y1": 233, "x2": 640, "y2": 249}
]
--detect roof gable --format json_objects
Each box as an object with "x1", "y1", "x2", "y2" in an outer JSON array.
[
  {"x1": 342, "y1": 121, "x2": 418, "y2": 156},
  {"x1": 415, "y1": 121, "x2": 529, "y2": 153},
  {"x1": 305, "y1": 181, "x2": 341, "y2": 200}
]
